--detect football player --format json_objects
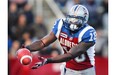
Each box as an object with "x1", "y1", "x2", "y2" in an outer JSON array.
[{"x1": 20, "y1": 4, "x2": 96, "y2": 75}]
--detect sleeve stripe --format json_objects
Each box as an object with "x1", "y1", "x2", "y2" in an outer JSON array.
[
  {"x1": 56, "y1": 19, "x2": 63, "y2": 38},
  {"x1": 78, "y1": 26, "x2": 93, "y2": 43}
]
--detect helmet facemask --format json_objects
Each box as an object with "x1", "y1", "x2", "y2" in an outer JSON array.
[{"x1": 65, "y1": 15, "x2": 85, "y2": 31}]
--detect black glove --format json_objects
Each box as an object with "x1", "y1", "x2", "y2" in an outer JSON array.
[{"x1": 31, "y1": 56, "x2": 48, "y2": 69}]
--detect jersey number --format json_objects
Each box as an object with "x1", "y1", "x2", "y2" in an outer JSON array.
[
  {"x1": 89, "y1": 32, "x2": 96, "y2": 41},
  {"x1": 63, "y1": 46, "x2": 86, "y2": 63},
  {"x1": 75, "y1": 54, "x2": 86, "y2": 63}
]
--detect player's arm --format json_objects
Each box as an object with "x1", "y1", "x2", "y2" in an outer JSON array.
[
  {"x1": 26, "y1": 19, "x2": 61, "y2": 52},
  {"x1": 26, "y1": 31, "x2": 57, "y2": 52},
  {"x1": 46, "y1": 28, "x2": 96, "y2": 63},
  {"x1": 31, "y1": 42, "x2": 94, "y2": 69},
  {"x1": 47, "y1": 42, "x2": 94, "y2": 63}
]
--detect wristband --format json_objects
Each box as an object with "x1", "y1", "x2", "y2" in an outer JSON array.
[
  {"x1": 25, "y1": 46, "x2": 31, "y2": 51},
  {"x1": 46, "y1": 58, "x2": 53, "y2": 63},
  {"x1": 40, "y1": 40, "x2": 46, "y2": 47}
]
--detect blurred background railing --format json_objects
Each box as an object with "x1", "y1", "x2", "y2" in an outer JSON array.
[{"x1": 8, "y1": 0, "x2": 108, "y2": 75}]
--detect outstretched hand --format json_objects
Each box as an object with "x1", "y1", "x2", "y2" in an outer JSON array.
[{"x1": 31, "y1": 56, "x2": 48, "y2": 69}]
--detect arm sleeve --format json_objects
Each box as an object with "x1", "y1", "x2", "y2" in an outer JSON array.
[{"x1": 81, "y1": 29, "x2": 96, "y2": 43}]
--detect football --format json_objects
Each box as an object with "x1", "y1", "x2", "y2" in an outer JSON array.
[{"x1": 16, "y1": 48, "x2": 32, "y2": 65}]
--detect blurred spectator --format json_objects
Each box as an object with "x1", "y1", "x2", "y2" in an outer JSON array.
[
  {"x1": 9, "y1": 0, "x2": 27, "y2": 10},
  {"x1": 8, "y1": 2, "x2": 18, "y2": 26},
  {"x1": 24, "y1": 4, "x2": 34, "y2": 25},
  {"x1": 31, "y1": 16, "x2": 48, "y2": 40},
  {"x1": 102, "y1": 0, "x2": 108, "y2": 36},
  {"x1": 8, "y1": 2, "x2": 18, "y2": 37},
  {"x1": 84, "y1": 0, "x2": 102, "y2": 29},
  {"x1": 11, "y1": 13, "x2": 29, "y2": 40},
  {"x1": 101, "y1": 0, "x2": 108, "y2": 14},
  {"x1": 95, "y1": 29, "x2": 108, "y2": 57},
  {"x1": 21, "y1": 31, "x2": 32, "y2": 46},
  {"x1": 102, "y1": 13, "x2": 108, "y2": 36},
  {"x1": 93, "y1": 0, "x2": 108, "y2": 57},
  {"x1": 9, "y1": 40, "x2": 20, "y2": 59}
]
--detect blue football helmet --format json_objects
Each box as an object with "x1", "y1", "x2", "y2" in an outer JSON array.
[{"x1": 65, "y1": 4, "x2": 89, "y2": 31}]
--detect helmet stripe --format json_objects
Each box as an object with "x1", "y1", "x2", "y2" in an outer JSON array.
[
  {"x1": 74, "y1": 5, "x2": 78, "y2": 11},
  {"x1": 74, "y1": 5, "x2": 80, "y2": 16}
]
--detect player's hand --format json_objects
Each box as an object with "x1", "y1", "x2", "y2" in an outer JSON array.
[{"x1": 31, "y1": 56, "x2": 48, "y2": 69}]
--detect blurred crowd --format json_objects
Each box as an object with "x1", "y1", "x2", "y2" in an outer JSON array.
[
  {"x1": 8, "y1": 0, "x2": 108, "y2": 61},
  {"x1": 8, "y1": 0, "x2": 61, "y2": 60}
]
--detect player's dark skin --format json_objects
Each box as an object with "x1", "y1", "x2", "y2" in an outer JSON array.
[{"x1": 27, "y1": 31, "x2": 94, "y2": 63}]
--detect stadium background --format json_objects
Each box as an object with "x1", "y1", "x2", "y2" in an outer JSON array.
[{"x1": 8, "y1": 0, "x2": 108, "y2": 75}]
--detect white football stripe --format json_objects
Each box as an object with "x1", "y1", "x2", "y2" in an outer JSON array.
[{"x1": 20, "y1": 55, "x2": 32, "y2": 64}]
